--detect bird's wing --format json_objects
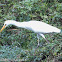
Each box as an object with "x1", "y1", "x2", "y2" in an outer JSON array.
[{"x1": 28, "y1": 21, "x2": 60, "y2": 33}]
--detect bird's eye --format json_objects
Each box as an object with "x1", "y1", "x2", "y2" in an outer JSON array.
[{"x1": 5, "y1": 24, "x2": 6, "y2": 26}]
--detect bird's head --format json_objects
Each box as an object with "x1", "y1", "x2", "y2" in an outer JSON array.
[{"x1": 0, "y1": 20, "x2": 16, "y2": 32}]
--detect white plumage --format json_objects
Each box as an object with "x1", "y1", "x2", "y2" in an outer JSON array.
[
  {"x1": 0, "y1": 20, "x2": 61, "y2": 46},
  {"x1": 26, "y1": 21, "x2": 60, "y2": 33}
]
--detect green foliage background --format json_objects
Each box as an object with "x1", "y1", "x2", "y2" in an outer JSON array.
[{"x1": 0, "y1": 0, "x2": 62, "y2": 62}]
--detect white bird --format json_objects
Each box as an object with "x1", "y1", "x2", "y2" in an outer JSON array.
[{"x1": 0, "y1": 20, "x2": 61, "y2": 46}]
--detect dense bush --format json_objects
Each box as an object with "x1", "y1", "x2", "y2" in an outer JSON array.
[{"x1": 0, "y1": 0, "x2": 62, "y2": 62}]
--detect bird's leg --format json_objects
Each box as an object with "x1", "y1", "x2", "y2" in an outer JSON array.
[
  {"x1": 37, "y1": 34, "x2": 40, "y2": 46},
  {"x1": 44, "y1": 38, "x2": 50, "y2": 43},
  {"x1": 39, "y1": 34, "x2": 50, "y2": 43}
]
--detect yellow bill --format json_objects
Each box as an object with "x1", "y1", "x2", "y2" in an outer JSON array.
[{"x1": 0, "y1": 25, "x2": 6, "y2": 32}]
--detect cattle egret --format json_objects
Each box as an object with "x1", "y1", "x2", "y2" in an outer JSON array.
[{"x1": 0, "y1": 20, "x2": 61, "y2": 46}]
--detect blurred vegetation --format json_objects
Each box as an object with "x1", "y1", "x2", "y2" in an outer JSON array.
[{"x1": 0, "y1": 0, "x2": 62, "y2": 62}]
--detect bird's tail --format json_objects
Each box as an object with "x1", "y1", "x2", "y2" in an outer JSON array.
[
  {"x1": 61, "y1": 29, "x2": 62, "y2": 33},
  {"x1": 54, "y1": 28, "x2": 61, "y2": 33}
]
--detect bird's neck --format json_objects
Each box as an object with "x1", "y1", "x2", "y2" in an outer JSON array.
[{"x1": 13, "y1": 21, "x2": 28, "y2": 28}]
